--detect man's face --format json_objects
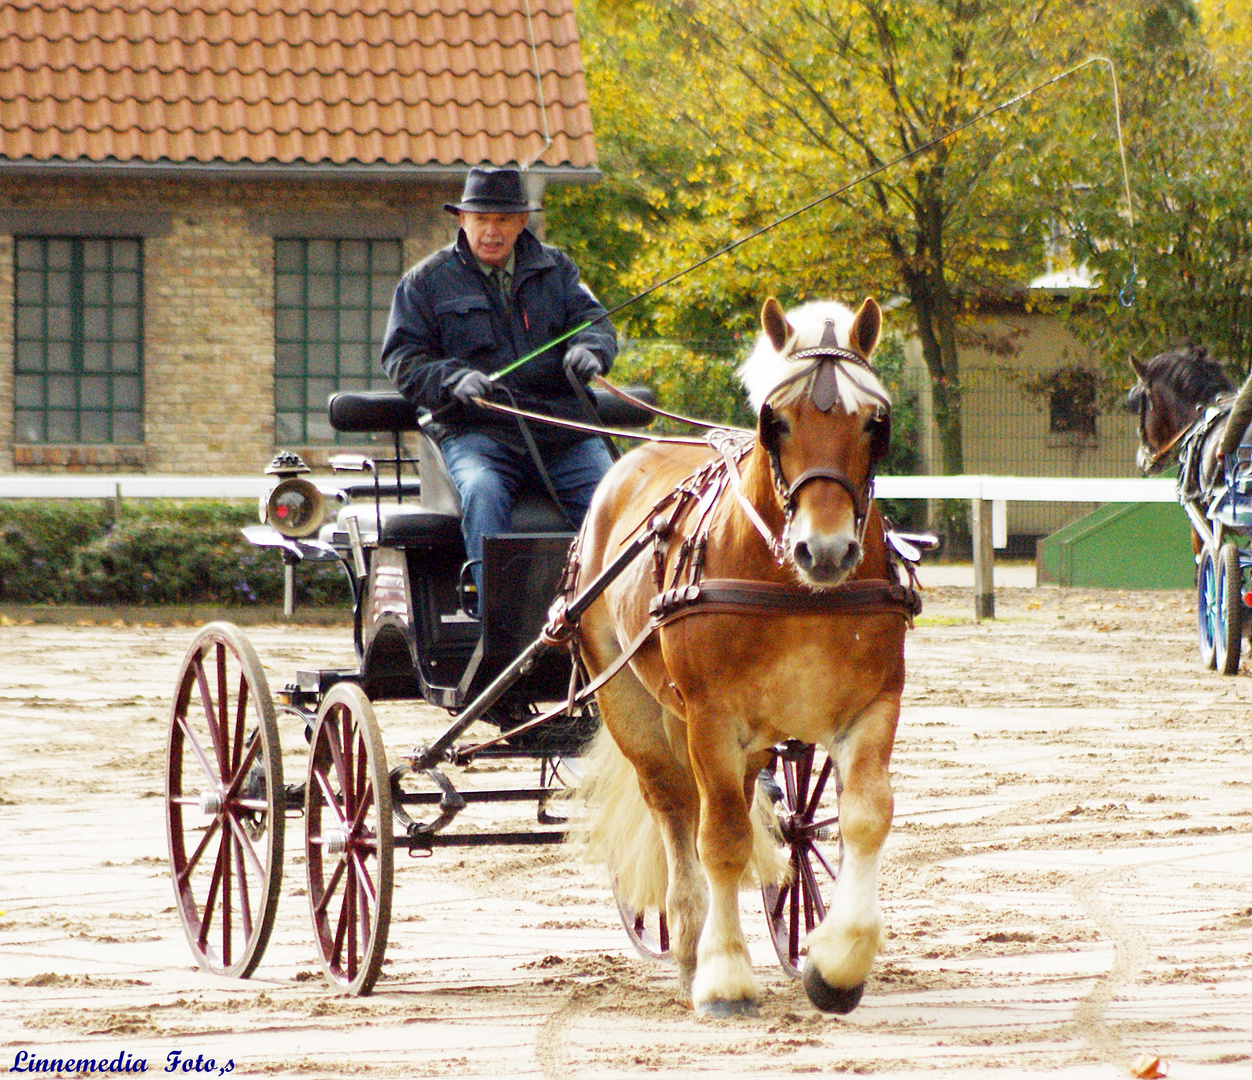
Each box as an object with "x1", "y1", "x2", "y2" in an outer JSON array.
[{"x1": 458, "y1": 211, "x2": 529, "y2": 268}]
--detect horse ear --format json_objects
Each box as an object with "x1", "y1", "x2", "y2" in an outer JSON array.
[
  {"x1": 1129, "y1": 356, "x2": 1147, "y2": 379},
  {"x1": 761, "y1": 297, "x2": 792, "y2": 353},
  {"x1": 849, "y1": 297, "x2": 882, "y2": 359}
]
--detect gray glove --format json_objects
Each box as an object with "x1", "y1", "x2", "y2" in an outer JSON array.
[
  {"x1": 450, "y1": 369, "x2": 493, "y2": 403},
  {"x1": 564, "y1": 345, "x2": 603, "y2": 381}
]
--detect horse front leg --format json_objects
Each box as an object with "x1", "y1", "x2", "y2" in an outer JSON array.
[
  {"x1": 688, "y1": 720, "x2": 761, "y2": 1017},
  {"x1": 802, "y1": 693, "x2": 899, "y2": 1014}
]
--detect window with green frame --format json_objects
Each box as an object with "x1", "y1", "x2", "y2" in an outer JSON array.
[
  {"x1": 274, "y1": 238, "x2": 403, "y2": 443},
  {"x1": 12, "y1": 237, "x2": 144, "y2": 444}
]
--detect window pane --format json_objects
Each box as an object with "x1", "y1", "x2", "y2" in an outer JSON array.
[
  {"x1": 275, "y1": 377, "x2": 303, "y2": 409},
  {"x1": 112, "y1": 342, "x2": 140, "y2": 373},
  {"x1": 276, "y1": 273, "x2": 303, "y2": 306},
  {"x1": 308, "y1": 275, "x2": 336, "y2": 306},
  {"x1": 47, "y1": 411, "x2": 77, "y2": 441},
  {"x1": 275, "y1": 308, "x2": 304, "y2": 341},
  {"x1": 340, "y1": 241, "x2": 368, "y2": 271},
  {"x1": 16, "y1": 239, "x2": 45, "y2": 269},
  {"x1": 372, "y1": 245, "x2": 402, "y2": 273},
  {"x1": 372, "y1": 274, "x2": 398, "y2": 303},
  {"x1": 46, "y1": 240, "x2": 72, "y2": 270},
  {"x1": 113, "y1": 411, "x2": 143, "y2": 443},
  {"x1": 46, "y1": 341, "x2": 73, "y2": 372},
  {"x1": 307, "y1": 343, "x2": 336, "y2": 376},
  {"x1": 83, "y1": 340, "x2": 111, "y2": 372},
  {"x1": 113, "y1": 273, "x2": 139, "y2": 305},
  {"x1": 83, "y1": 306, "x2": 110, "y2": 340},
  {"x1": 338, "y1": 308, "x2": 367, "y2": 342},
  {"x1": 275, "y1": 412, "x2": 304, "y2": 443},
  {"x1": 275, "y1": 239, "x2": 303, "y2": 271},
  {"x1": 112, "y1": 306, "x2": 139, "y2": 341},
  {"x1": 14, "y1": 375, "x2": 44, "y2": 407},
  {"x1": 307, "y1": 240, "x2": 335, "y2": 272},
  {"x1": 48, "y1": 376, "x2": 77, "y2": 407},
  {"x1": 84, "y1": 271, "x2": 110, "y2": 304},
  {"x1": 113, "y1": 240, "x2": 140, "y2": 270},
  {"x1": 16, "y1": 270, "x2": 44, "y2": 304},
  {"x1": 46, "y1": 306, "x2": 72, "y2": 342},
  {"x1": 307, "y1": 308, "x2": 336, "y2": 342},
  {"x1": 306, "y1": 378, "x2": 335, "y2": 411},
  {"x1": 340, "y1": 275, "x2": 367, "y2": 308},
  {"x1": 15, "y1": 307, "x2": 45, "y2": 340},
  {"x1": 80, "y1": 411, "x2": 108, "y2": 442},
  {"x1": 306, "y1": 414, "x2": 334, "y2": 442},
  {"x1": 275, "y1": 342, "x2": 304, "y2": 376},
  {"x1": 114, "y1": 376, "x2": 141, "y2": 409},
  {"x1": 14, "y1": 410, "x2": 45, "y2": 442},
  {"x1": 81, "y1": 375, "x2": 110, "y2": 407},
  {"x1": 46, "y1": 271, "x2": 72, "y2": 305},
  {"x1": 83, "y1": 239, "x2": 110, "y2": 269},
  {"x1": 15, "y1": 339, "x2": 44, "y2": 371}
]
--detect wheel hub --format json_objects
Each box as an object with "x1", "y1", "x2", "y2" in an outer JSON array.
[
  {"x1": 321, "y1": 827, "x2": 348, "y2": 856},
  {"x1": 198, "y1": 789, "x2": 224, "y2": 816}
]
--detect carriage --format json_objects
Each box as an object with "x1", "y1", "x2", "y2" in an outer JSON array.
[
  {"x1": 163, "y1": 357, "x2": 881, "y2": 1001},
  {"x1": 1129, "y1": 346, "x2": 1252, "y2": 675}
]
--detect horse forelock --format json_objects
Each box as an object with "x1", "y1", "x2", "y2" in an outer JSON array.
[
  {"x1": 1140, "y1": 343, "x2": 1232, "y2": 406},
  {"x1": 739, "y1": 301, "x2": 890, "y2": 415}
]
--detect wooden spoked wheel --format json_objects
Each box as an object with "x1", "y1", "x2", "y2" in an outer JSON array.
[
  {"x1": 761, "y1": 744, "x2": 840, "y2": 979},
  {"x1": 1215, "y1": 542, "x2": 1244, "y2": 676},
  {"x1": 305, "y1": 683, "x2": 393, "y2": 996},
  {"x1": 166, "y1": 622, "x2": 284, "y2": 978},
  {"x1": 1197, "y1": 547, "x2": 1219, "y2": 669},
  {"x1": 614, "y1": 891, "x2": 671, "y2": 962}
]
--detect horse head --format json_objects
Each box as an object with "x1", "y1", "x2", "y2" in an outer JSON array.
[
  {"x1": 1126, "y1": 344, "x2": 1231, "y2": 473},
  {"x1": 742, "y1": 297, "x2": 889, "y2": 588}
]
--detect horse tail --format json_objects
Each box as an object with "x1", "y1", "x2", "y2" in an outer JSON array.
[{"x1": 569, "y1": 727, "x2": 791, "y2": 911}]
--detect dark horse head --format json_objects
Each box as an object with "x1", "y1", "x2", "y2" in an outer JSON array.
[{"x1": 1126, "y1": 344, "x2": 1232, "y2": 474}]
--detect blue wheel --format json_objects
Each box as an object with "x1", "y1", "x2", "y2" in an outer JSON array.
[
  {"x1": 1197, "y1": 547, "x2": 1217, "y2": 669},
  {"x1": 1215, "y1": 543, "x2": 1243, "y2": 676}
]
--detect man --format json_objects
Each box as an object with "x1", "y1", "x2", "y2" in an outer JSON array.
[{"x1": 380, "y1": 165, "x2": 618, "y2": 601}]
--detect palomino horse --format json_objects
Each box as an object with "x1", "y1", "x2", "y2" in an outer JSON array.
[{"x1": 573, "y1": 296, "x2": 916, "y2": 1016}]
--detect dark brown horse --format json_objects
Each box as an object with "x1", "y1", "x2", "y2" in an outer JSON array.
[
  {"x1": 1127, "y1": 344, "x2": 1233, "y2": 480},
  {"x1": 573, "y1": 297, "x2": 915, "y2": 1016}
]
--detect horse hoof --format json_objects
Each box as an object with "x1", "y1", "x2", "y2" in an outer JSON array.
[
  {"x1": 802, "y1": 963, "x2": 865, "y2": 1014},
  {"x1": 697, "y1": 997, "x2": 761, "y2": 1018}
]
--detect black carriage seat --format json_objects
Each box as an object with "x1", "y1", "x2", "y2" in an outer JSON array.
[{"x1": 325, "y1": 387, "x2": 656, "y2": 546}]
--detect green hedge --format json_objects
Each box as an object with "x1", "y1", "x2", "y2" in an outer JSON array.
[{"x1": 0, "y1": 500, "x2": 349, "y2": 607}]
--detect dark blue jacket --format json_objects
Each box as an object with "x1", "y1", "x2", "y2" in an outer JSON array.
[{"x1": 380, "y1": 228, "x2": 617, "y2": 452}]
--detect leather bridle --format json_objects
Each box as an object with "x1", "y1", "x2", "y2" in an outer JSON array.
[{"x1": 757, "y1": 345, "x2": 891, "y2": 550}]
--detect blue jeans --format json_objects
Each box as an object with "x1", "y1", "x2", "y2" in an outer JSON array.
[{"x1": 440, "y1": 432, "x2": 614, "y2": 594}]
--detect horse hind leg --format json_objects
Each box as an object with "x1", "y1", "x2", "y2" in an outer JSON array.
[
  {"x1": 579, "y1": 671, "x2": 707, "y2": 996},
  {"x1": 802, "y1": 699, "x2": 898, "y2": 1014}
]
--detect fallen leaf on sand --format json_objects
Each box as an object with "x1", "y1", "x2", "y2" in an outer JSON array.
[{"x1": 1131, "y1": 1053, "x2": 1168, "y2": 1079}]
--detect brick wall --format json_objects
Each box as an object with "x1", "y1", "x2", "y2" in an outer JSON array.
[{"x1": 0, "y1": 174, "x2": 459, "y2": 476}]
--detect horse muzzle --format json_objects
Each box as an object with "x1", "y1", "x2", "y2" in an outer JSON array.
[{"x1": 789, "y1": 529, "x2": 863, "y2": 587}]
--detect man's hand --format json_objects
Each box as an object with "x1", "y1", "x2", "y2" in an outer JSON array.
[
  {"x1": 564, "y1": 345, "x2": 603, "y2": 381},
  {"x1": 450, "y1": 369, "x2": 493, "y2": 403}
]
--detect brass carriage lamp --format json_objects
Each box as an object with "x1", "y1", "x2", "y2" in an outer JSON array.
[{"x1": 262, "y1": 451, "x2": 328, "y2": 539}]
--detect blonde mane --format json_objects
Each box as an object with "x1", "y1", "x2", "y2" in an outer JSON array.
[{"x1": 739, "y1": 300, "x2": 889, "y2": 415}]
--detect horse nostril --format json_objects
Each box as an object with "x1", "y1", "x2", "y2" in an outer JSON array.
[
  {"x1": 840, "y1": 541, "x2": 862, "y2": 570},
  {"x1": 793, "y1": 541, "x2": 814, "y2": 570}
]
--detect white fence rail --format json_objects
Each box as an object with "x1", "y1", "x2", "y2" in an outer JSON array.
[{"x1": 0, "y1": 473, "x2": 1179, "y2": 618}]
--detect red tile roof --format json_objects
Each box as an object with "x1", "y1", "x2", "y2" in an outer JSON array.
[{"x1": 0, "y1": 0, "x2": 598, "y2": 173}]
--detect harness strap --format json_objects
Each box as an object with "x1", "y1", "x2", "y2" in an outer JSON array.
[{"x1": 572, "y1": 575, "x2": 922, "y2": 705}]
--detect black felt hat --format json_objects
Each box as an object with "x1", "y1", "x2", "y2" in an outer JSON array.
[{"x1": 444, "y1": 167, "x2": 539, "y2": 215}]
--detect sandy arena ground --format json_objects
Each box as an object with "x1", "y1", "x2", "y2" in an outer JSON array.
[{"x1": 1, "y1": 578, "x2": 1251, "y2": 1079}]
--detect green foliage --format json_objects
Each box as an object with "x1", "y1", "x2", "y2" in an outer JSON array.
[{"x1": 0, "y1": 500, "x2": 348, "y2": 607}]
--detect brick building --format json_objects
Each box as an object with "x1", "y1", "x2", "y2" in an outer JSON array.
[{"x1": 0, "y1": 0, "x2": 601, "y2": 476}]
